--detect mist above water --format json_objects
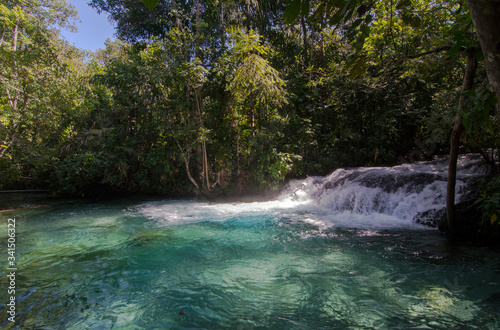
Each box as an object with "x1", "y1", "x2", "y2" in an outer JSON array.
[{"x1": 139, "y1": 154, "x2": 487, "y2": 230}]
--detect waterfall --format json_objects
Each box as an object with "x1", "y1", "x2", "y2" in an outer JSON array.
[{"x1": 280, "y1": 154, "x2": 488, "y2": 227}]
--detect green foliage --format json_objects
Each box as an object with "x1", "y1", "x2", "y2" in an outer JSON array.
[
  {"x1": 0, "y1": 158, "x2": 19, "y2": 190},
  {"x1": 2, "y1": 0, "x2": 499, "y2": 213},
  {"x1": 475, "y1": 176, "x2": 500, "y2": 230},
  {"x1": 0, "y1": 0, "x2": 83, "y2": 189},
  {"x1": 48, "y1": 153, "x2": 108, "y2": 196},
  {"x1": 229, "y1": 53, "x2": 287, "y2": 107},
  {"x1": 461, "y1": 85, "x2": 498, "y2": 137}
]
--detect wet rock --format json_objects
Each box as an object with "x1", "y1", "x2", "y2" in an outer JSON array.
[{"x1": 415, "y1": 208, "x2": 446, "y2": 228}]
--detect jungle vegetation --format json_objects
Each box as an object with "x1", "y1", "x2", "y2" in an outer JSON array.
[{"x1": 1, "y1": 0, "x2": 499, "y2": 235}]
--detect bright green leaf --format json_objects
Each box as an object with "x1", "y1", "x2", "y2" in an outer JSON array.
[{"x1": 142, "y1": 0, "x2": 160, "y2": 12}]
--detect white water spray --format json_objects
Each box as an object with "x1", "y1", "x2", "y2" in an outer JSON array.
[
  {"x1": 138, "y1": 154, "x2": 487, "y2": 229},
  {"x1": 279, "y1": 154, "x2": 487, "y2": 227}
]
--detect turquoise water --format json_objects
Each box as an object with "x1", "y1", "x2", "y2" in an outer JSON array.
[{"x1": 1, "y1": 196, "x2": 500, "y2": 329}]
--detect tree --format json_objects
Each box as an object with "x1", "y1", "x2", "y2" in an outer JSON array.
[
  {"x1": 228, "y1": 28, "x2": 287, "y2": 134},
  {"x1": 446, "y1": 49, "x2": 478, "y2": 234},
  {"x1": 75, "y1": 0, "x2": 492, "y2": 203},
  {"x1": 282, "y1": 0, "x2": 500, "y2": 233},
  {"x1": 0, "y1": 0, "x2": 82, "y2": 189},
  {"x1": 92, "y1": 38, "x2": 129, "y2": 66},
  {"x1": 465, "y1": 0, "x2": 500, "y2": 128}
]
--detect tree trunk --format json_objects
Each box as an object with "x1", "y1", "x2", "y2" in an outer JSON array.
[
  {"x1": 180, "y1": 146, "x2": 200, "y2": 192},
  {"x1": 466, "y1": 0, "x2": 500, "y2": 129},
  {"x1": 446, "y1": 50, "x2": 478, "y2": 234},
  {"x1": 184, "y1": 154, "x2": 200, "y2": 192},
  {"x1": 193, "y1": 0, "x2": 211, "y2": 192},
  {"x1": 203, "y1": 139, "x2": 210, "y2": 191}
]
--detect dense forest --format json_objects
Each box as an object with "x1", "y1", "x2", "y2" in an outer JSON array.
[{"x1": 1, "y1": 0, "x2": 499, "y2": 234}]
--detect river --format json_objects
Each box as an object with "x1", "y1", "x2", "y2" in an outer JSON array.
[{"x1": 1, "y1": 154, "x2": 499, "y2": 328}]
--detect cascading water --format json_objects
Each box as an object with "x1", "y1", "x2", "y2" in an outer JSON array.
[
  {"x1": 2, "y1": 153, "x2": 499, "y2": 329},
  {"x1": 278, "y1": 153, "x2": 488, "y2": 228},
  {"x1": 137, "y1": 153, "x2": 488, "y2": 231}
]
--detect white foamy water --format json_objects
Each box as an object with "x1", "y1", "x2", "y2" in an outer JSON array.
[
  {"x1": 137, "y1": 154, "x2": 487, "y2": 230},
  {"x1": 5, "y1": 164, "x2": 499, "y2": 329},
  {"x1": 137, "y1": 198, "x2": 307, "y2": 224}
]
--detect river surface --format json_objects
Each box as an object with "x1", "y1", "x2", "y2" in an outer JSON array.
[{"x1": 1, "y1": 155, "x2": 500, "y2": 329}]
